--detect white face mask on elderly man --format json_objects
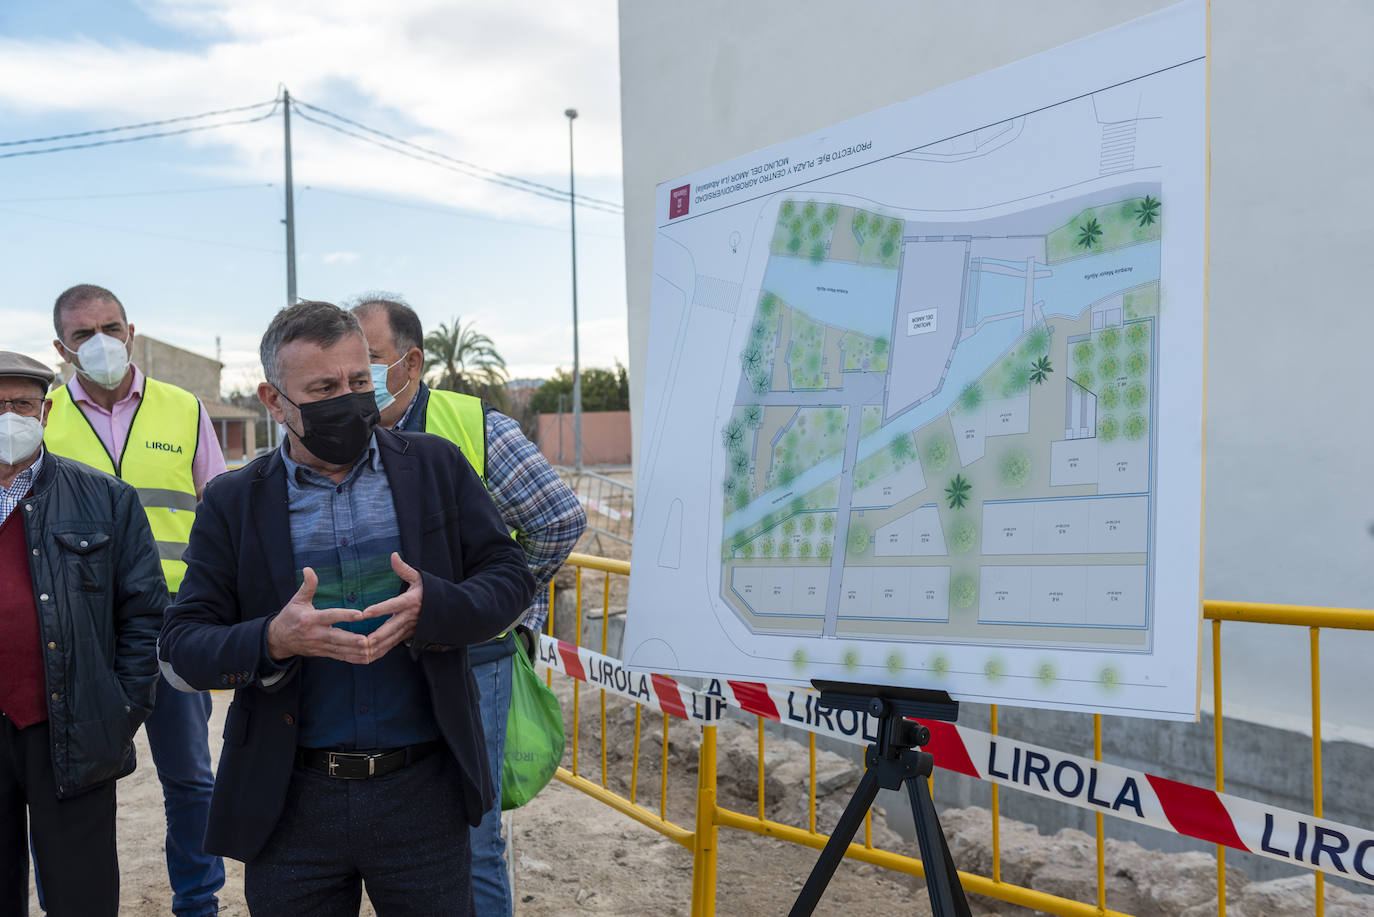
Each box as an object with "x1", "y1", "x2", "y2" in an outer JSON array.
[
  {"x1": 63, "y1": 332, "x2": 131, "y2": 390},
  {"x1": 0, "y1": 410, "x2": 45, "y2": 465}
]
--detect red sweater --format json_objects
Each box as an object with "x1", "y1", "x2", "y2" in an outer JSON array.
[{"x1": 0, "y1": 507, "x2": 46, "y2": 728}]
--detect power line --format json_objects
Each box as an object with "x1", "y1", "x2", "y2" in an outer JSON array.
[
  {"x1": 0, "y1": 98, "x2": 278, "y2": 148},
  {"x1": 0, "y1": 206, "x2": 283, "y2": 255},
  {"x1": 0, "y1": 182, "x2": 275, "y2": 204},
  {"x1": 292, "y1": 98, "x2": 623, "y2": 214},
  {"x1": 0, "y1": 103, "x2": 280, "y2": 160},
  {"x1": 291, "y1": 107, "x2": 620, "y2": 214},
  {"x1": 301, "y1": 186, "x2": 623, "y2": 238}
]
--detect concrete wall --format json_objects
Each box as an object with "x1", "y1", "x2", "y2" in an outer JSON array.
[
  {"x1": 616, "y1": 0, "x2": 1374, "y2": 872},
  {"x1": 537, "y1": 410, "x2": 633, "y2": 466},
  {"x1": 618, "y1": 0, "x2": 1374, "y2": 735}
]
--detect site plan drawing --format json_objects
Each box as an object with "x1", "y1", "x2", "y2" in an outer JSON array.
[{"x1": 625, "y1": 2, "x2": 1206, "y2": 719}]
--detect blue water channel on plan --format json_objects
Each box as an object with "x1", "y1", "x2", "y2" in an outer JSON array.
[
  {"x1": 723, "y1": 241, "x2": 1162, "y2": 536},
  {"x1": 976, "y1": 240, "x2": 1161, "y2": 321},
  {"x1": 760, "y1": 256, "x2": 898, "y2": 340}
]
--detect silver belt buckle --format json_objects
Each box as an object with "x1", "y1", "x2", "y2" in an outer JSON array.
[{"x1": 326, "y1": 750, "x2": 374, "y2": 779}]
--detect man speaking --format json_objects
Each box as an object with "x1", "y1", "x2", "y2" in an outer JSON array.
[{"x1": 160, "y1": 301, "x2": 534, "y2": 915}]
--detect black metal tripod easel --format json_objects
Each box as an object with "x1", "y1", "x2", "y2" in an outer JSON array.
[{"x1": 788, "y1": 681, "x2": 971, "y2": 917}]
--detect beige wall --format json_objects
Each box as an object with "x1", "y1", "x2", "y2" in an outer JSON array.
[{"x1": 537, "y1": 410, "x2": 632, "y2": 466}]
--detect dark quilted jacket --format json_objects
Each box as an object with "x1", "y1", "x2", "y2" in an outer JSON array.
[{"x1": 18, "y1": 451, "x2": 165, "y2": 797}]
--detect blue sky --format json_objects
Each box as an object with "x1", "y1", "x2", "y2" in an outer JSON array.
[{"x1": 0, "y1": 0, "x2": 626, "y2": 393}]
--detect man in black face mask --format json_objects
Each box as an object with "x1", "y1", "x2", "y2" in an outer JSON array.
[{"x1": 159, "y1": 301, "x2": 534, "y2": 916}]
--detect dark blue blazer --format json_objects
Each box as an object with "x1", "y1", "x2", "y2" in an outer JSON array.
[{"x1": 159, "y1": 427, "x2": 534, "y2": 862}]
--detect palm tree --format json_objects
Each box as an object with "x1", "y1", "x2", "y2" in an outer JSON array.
[
  {"x1": 423, "y1": 317, "x2": 509, "y2": 408},
  {"x1": 945, "y1": 474, "x2": 972, "y2": 510},
  {"x1": 1134, "y1": 195, "x2": 1161, "y2": 227},
  {"x1": 1029, "y1": 355, "x2": 1054, "y2": 385},
  {"x1": 1076, "y1": 218, "x2": 1103, "y2": 249}
]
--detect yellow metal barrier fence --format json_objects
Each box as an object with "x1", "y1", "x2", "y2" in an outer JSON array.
[{"x1": 545, "y1": 554, "x2": 1372, "y2": 916}]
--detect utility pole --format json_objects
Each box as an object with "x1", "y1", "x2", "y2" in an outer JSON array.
[
  {"x1": 283, "y1": 87, "x2": 298, "y2": 306},
  {"x1": 565, "y1": 107, "x2": 583, "y2": 472}
]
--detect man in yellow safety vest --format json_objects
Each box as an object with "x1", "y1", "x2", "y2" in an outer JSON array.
[
  {"x1": 352, "y1": 295, "x2": 585, "y2": 917},
  {"x1": 44, "y1": 284, "x2": 225, "y2": 917}
]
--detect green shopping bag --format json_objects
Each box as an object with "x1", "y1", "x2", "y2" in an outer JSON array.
[{"x1": 501, "y1": 636, "x2": 566, "y2": 810}]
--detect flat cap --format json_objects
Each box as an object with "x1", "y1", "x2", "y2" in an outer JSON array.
[{"x1": 0, "y1": 351, "x2": 56, "y2": 390}]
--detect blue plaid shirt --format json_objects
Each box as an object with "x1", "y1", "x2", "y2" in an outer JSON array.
[
  {"x1": 281, "y1": 437, "x2": 439, "y2": 750},
  {"x1": 397, "y1": 385, "x2": 585, "y2": 631},
  {"x1": 0, "y1": 448, "x2": 42, "y2": 526}
]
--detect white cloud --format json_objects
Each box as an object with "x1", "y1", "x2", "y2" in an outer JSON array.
[
  {"x1": 321, "y1": 250, "x2": 360, "y2": 264},
  {"x1": 0, "y1": 0, "x2": 625, "y2": 221}
]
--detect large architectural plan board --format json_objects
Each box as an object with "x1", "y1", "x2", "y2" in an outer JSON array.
[{"x1": 624, "y1": 1, "x2": 1206, "y2": 720}]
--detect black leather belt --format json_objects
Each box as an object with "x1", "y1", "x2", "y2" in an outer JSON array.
[{"x1": 295, "y1": 741, "x2": 440, "y2": 780}]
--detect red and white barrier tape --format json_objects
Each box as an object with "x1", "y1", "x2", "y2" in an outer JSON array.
[{"x1": 538, "y1": 634, "x2": 1374, "y2": 886}]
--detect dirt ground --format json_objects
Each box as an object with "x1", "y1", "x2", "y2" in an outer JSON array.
[{"x1": 59, "y1": 685, "x2": 961, "y2": 917}]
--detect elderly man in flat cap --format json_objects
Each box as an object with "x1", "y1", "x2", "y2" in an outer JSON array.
[{"x1": 0, "y1": 351, "x2": 165, "y2": 917}]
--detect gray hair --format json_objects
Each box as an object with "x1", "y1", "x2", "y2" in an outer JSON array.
[
  {"x1": 349, "y1": 292, "x2": 424, "y2": 355},
  {"x1": 53, "y1": 284, "x2": 127, "y2": 340},
  {"x1": 259, "y1": 300, "x2": 364, "y2": 388}
]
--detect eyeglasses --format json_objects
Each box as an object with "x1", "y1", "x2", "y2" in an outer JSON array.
[{"x1": 0, "y1": 398, "x2": 43, "y2": 415}]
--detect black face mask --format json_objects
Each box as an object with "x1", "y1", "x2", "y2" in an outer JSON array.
[{"x1": 277, "y1": 387, "x2": 380, "y2": 465}]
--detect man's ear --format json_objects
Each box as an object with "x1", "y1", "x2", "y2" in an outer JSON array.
[
  {"x1": 258, "y1": 381, "x2": 286, "y2": 423},
  {"x1": 40, "y1": 397, "x2": 53, "y2": 429},
  {"x1": 406, "y1": 346, "x2": 424, "y2": 378}
]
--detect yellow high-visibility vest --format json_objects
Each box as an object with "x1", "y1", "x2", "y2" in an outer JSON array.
[
  {"x1": 422, "y1": 388, "x2": 487, "y2": 482},
  {"x1": 46, "y1": 378, "x2": 200, "y2": 594},
  {"x1": 422, "y1": 389, "x2": 525, "y2": 641}
]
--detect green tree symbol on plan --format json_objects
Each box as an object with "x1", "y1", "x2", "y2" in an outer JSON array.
[
  {"x1": 1135, "y1": 195, "x2": 1161, "y2": 227},
  {"x1": 945, "y1": 474, "x2": 972, "y2": 510},
  {"x1": 925, "y1": 436, "x2": 951, "y2": 471},
  {"x1": 949, "y1": 519, "x2": 977, "y2": 553},
  {"x1": 951, "y1": 575, "x2": 977, "y2": 609},
  {"x1": 1001, "y1": 451, "x2": 1030, "y2": 489},
  {"x1": 780, "y1": 200, "x2": 795, "y2": 218},
  {"x1": 959, "y1": 381, "x2": 983, "y2": 412},
  {"x1": 1029, "y1": 355, "x2": 1054, "y2": 385},
  {"x1": 1024, "y1": 324, "x2": 1051, "y2": 356},
  {"x1": 809, "y1": 242, "x2": 826, "y2": 263},
  {"x1": 890, "y1": 434, "x2": 914, "y2": 461},
  {"x1": 1076, "y1": 218, "x2": 1103, "y2": 249},
  {"x1": 848, "y1": 525, "x2": 871, "y2": 557}
]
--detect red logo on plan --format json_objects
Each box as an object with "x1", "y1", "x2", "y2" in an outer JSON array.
[{"x1": 669, "y1": 184, "x2": 690, "y2": 219}]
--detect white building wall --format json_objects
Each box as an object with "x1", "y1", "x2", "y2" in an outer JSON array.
[{"x1": 618, "y1": 0, "x2": 1374, "y2": 734}]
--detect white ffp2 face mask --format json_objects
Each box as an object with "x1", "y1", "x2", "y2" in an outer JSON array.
[
  {"x1": 64, "y1": 333, "x2": 131, "y2": 389},
  {"x1": 0, "y1": 412, "x2": 44, "y2": 466}
]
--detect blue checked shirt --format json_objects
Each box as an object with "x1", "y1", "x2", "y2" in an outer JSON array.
[
  {"x1": 281, "y1": 437, "x2": 439, "y2": 750},
  {"x1": 397, "y1": 385, "x2": 585, "y2": 632},
  {"x1": 0, "y1": 448, "x2": 42, "y2": 526}
]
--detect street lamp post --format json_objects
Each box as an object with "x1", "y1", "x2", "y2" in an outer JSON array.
[{"x1": 565, "y1": 107, "x2": 583, "y2": 473}]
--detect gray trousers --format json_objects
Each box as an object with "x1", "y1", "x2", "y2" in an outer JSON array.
[{"x1": 244, "y1": 748, "x2": 473, "y2": 917}]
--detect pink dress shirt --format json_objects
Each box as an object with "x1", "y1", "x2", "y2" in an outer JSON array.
[{"x1": 62, "y1": 365, "x2": 228, "y2": 493}]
